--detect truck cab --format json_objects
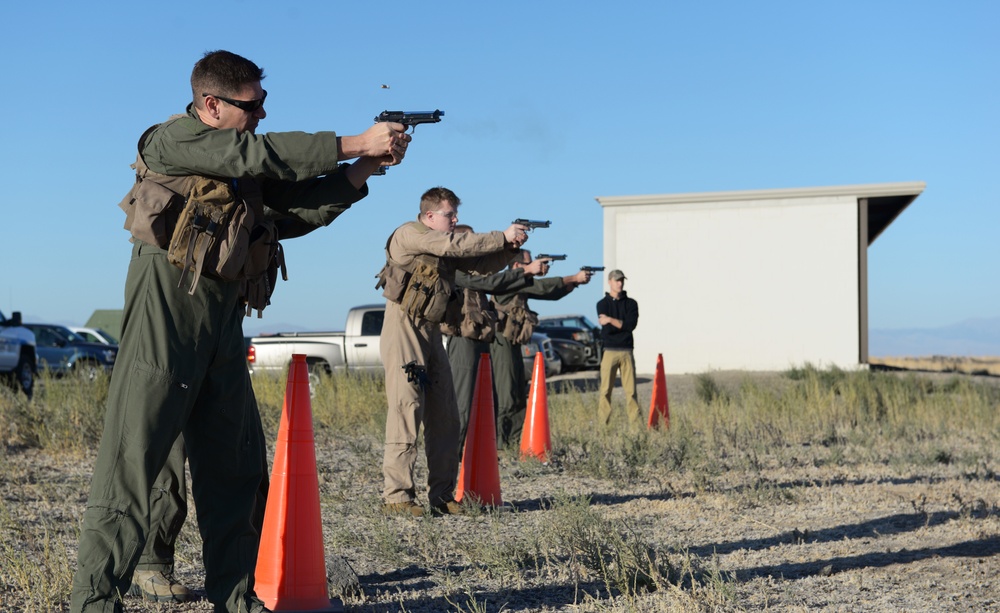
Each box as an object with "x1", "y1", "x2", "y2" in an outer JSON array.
[
  {"x1": 246, "y1": 304, "x2": 386, "y2": 378},
  {"x1": 537, "y1": 314, "x2": 603, "y2": 370},
  {"x1": 343, "y1": 305, "x2": 384, "y2": 371}
]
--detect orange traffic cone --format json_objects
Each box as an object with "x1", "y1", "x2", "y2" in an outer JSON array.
[
  {"x1": 520, "y1": 352, "x2": 552, "y2": 462},
  {"x1": 254, "y1": 354, "x2": 339, "y2": 612},
  {"x1": 647, "y1": 353, "x2": 670, "y2": 429},
  {"x1": 455, "y1": 353, "x2": 503, "y2": 506}
]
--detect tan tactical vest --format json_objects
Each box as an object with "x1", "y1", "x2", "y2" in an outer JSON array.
[
  {"x1": 493, "y1": 293, "x2": 538, "y2": 345},
  {"x1": 118, "y1": 121, "x2": 285, "y2": 316},
  {"x1": 375, "y1": 222, "x2": 456, "y2": 325}
]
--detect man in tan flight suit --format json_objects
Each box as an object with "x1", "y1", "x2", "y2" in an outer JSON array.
[{"x1": 377, "y1": 187, "x2": 528, "y2": 517}]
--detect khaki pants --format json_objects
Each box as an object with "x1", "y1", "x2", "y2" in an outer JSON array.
[
  {"x1": 381, "y1": 300, "x2": 460, "y2": 506},
  {"x1": 598, "y1": 349, "x2": 640, "y2": 425}
]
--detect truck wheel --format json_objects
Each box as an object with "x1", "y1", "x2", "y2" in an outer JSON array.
[
  {"x1": 14, "y1": 353, "x2": 34, "y2": 400},
  {"x1": 306, "y1": 360, "x2": 331, "y2": 397},
  {"x1": 555, "y1": 351, "x2": 570, "y2": 374}
]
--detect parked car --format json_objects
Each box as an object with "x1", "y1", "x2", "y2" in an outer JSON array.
[
  {"x1": 539, "y1": 335, "x2": 588, "y2": 373},
  {"x1": 1, "y1": 310, "x2": 36, "y2": 398},
  {"x1": 520, "y1": 332, "x2": 562, "y2": 379},
  {"x1": 23, "y1": 323, "x2": 118, "y2": 379},
  {"x1": 70, "y1": 326, "x2": 119, "y2": 346},
  {"x1": 537, "y1": 314, "x2": 603, "y2": 371}
]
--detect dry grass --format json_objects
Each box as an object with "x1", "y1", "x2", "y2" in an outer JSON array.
[{"x1": 1, "y1": 364, "x2": 999, "y2": 612}]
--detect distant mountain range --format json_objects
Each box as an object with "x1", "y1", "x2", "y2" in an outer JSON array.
[
  {"x1": 243, "y1": 322, "x2": 314, "y2": 338},
  {"x1": 870, "y1": 316, "x2": 1000, "y2": 357}
]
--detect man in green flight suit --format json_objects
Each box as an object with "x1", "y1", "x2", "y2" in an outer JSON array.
[
  {"x1": 71, "y1": 50, "x2": 412, "y2": 613},
  {"x1": 491, "y1": 250, "x2": 592, "y2": 448},
  {"x1": 442, "y1": 225, "x2": 550, "y2": 457}
]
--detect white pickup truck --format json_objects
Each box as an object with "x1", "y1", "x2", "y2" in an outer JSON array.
[
  {"x1": 247, "y1": 304, "x2": 385, "y2": 377},
  {"x1": 246, "y1": 304, "x2": 561, "y2": 379}
]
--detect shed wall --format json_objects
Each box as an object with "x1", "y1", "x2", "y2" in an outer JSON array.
[{"x1": 604, "y1": 195, "x2": 860, "y2": 374}]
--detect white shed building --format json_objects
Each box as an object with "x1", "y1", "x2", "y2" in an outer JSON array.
[{"x1": 596, "y1": 182, "x2": 925, "y2": 374}]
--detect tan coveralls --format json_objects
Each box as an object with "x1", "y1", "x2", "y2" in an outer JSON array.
[{"x1": 380, "y1": 221, "x2": 515, "y2": 505}]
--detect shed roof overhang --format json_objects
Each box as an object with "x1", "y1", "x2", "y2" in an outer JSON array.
[{"x1": 596, "y1": 182, "x2": 926, "y2": 246}]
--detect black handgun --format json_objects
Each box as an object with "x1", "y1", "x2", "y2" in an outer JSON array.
[
  {"x1": 402, "y1": 360, "x2": 429, "y2": 390},
  {"x1": 372, "y1": 110, "x2": 445, "y2": 175},
  {"x1": 536, "y1": 254, "x2": 567, "y2": 261},
  {"x1": 580, "y1": 266, "x2": 605, "y2": 273},
  {"x1": 375, "y1": 110, "x2": 445, "y2": 131},
  {"x1": 512, "y1": 219, "x2": 551, "y2": 231}
]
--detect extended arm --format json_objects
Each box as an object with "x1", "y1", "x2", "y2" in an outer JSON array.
[
  {"x1": 515, "y1": 275, "x2": 576, "y2": 301},
  {"x1": 143, "y1": 115, "x2": 342, "y2": 180},
  {"x1": 393, "y1": 224, "x2": 506, "y2": 260},
  {"x1": 456, "y1": 269, "x2": 531, "y2": 295},
  {"x1": 261, "y1": 170, "x2": 369, "y2": 239},
  {"x1": 143, "y1": 111, "x2": 406, "y2": 181}
]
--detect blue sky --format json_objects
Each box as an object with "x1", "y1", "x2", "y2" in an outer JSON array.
[{"x1": 1, "y1": 1, "x2": 996, "y2": 341}]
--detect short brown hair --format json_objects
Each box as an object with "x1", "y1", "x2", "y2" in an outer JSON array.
[
  {"x1": 511, "y1": 248, "x2": 531, "y2": 269},
  {"x1": 419, "y1": 186, "x2": 461, "y2": 218},
  {"x1": 191, "y1": 50, "x2": 266, "y2": 108}
]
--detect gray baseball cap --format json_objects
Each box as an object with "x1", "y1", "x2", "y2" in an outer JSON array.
[{"x1": 608, "y1": 269, "x2": 626, "y2": 281}]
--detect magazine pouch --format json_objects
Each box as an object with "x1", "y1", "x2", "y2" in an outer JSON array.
[
  {"x1": 400, "y1": 255, "x2": 452, "y2": 324},
  {"x1": 166, "y1": 177, "x2": 247, "y2": 295}
]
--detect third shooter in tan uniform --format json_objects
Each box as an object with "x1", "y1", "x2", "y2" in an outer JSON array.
[{"x1": 376, "y1": 187, "x2": 528, "y2": 517}]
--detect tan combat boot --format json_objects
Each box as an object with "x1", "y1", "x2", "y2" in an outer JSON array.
[
  {"x1": 431, "y1": 499, "x2": 467, "y2": 516},
  {"x1": 381, "y1": 500, "x2": 426, "y2": 517},
  {"x1": 127, "y1": 569, "x2": 194, "y2": 602}
]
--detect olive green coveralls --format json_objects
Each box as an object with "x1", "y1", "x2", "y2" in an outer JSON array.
[
  {"x1": 380, "y1": 222, "x2": 516, "y2": 506},
  {"x1": 490, "y1": 277, "x2": 574, "y2": 447},
  {"x1": 446, "y1": 269, "x2": 531, "y2": 456},
  {"x1": 137, "y1": 435, "x2": 189, "y2": 578},
  {"x1": 71, "y1": 106, "x2": 367, "y2": 613}
]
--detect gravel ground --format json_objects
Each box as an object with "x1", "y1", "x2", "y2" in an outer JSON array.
[{"x1": 3, "y1": 369, "x2": 999, "y2": 612}]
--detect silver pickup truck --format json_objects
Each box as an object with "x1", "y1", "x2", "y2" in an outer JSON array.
[{"x1": 246, "y1": 304, "x2": 561, "y2": 379}]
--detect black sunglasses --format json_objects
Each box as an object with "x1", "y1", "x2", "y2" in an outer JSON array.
[{"x1": 202, "y1": 90, "x2": 267, "y2": 112}]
